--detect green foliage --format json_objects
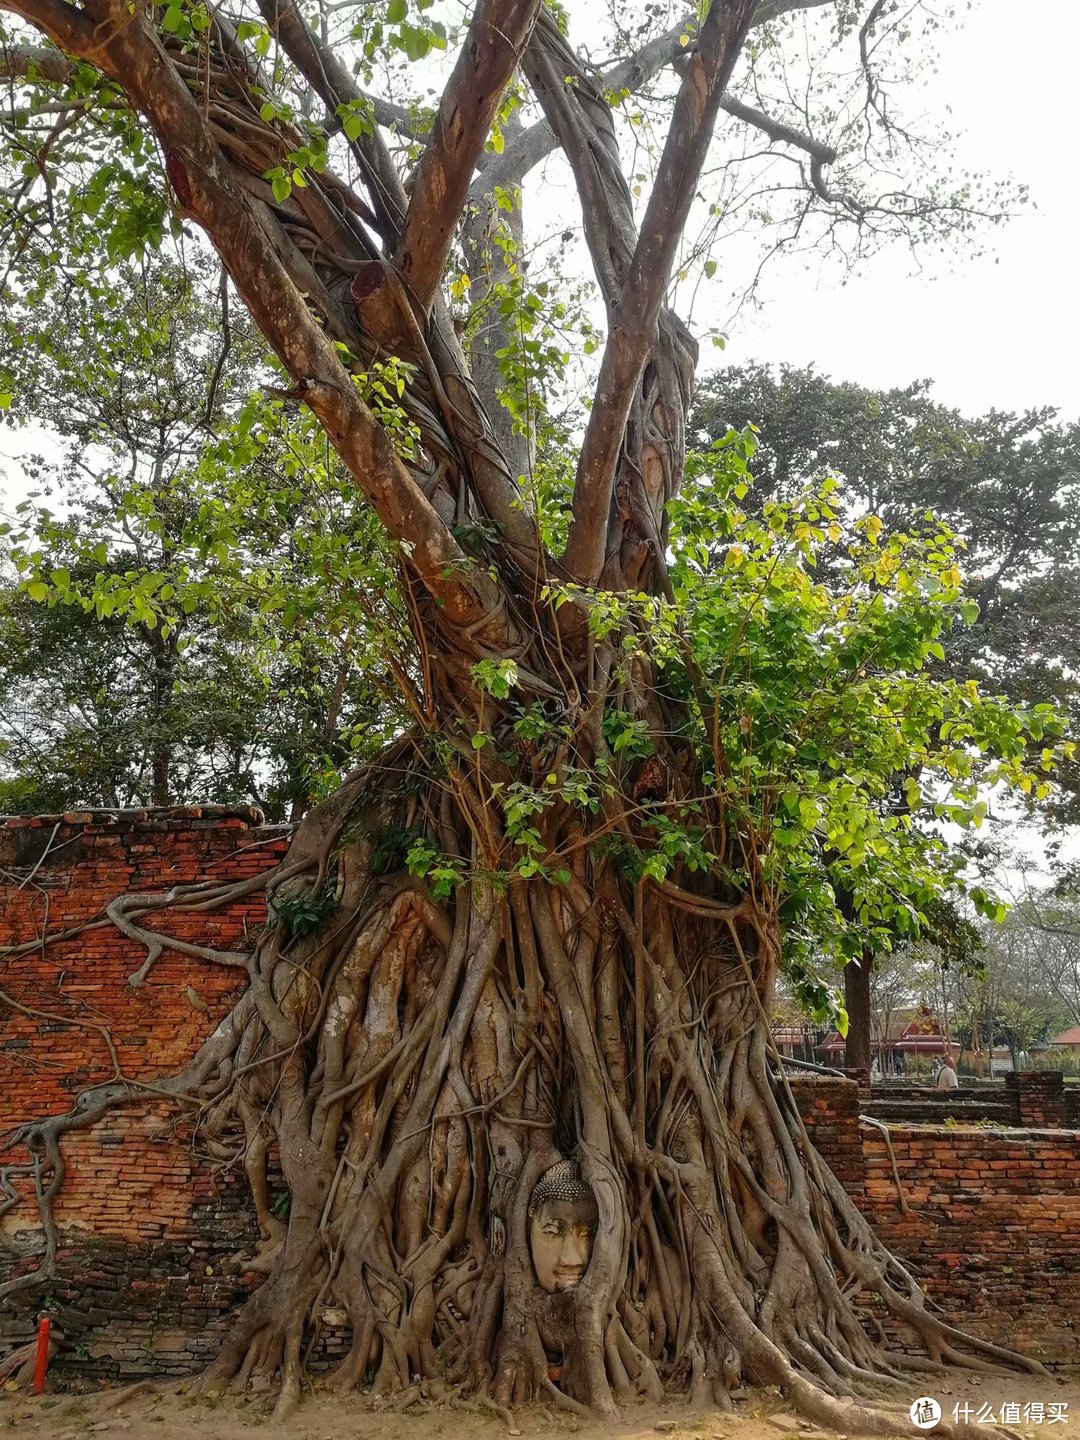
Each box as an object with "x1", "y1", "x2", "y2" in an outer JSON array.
[
  {"x1": 404, "y1": 837, "x2": 465, "y2": 899},
  {"x1": 0, "y1": 262, "x2": 408, "y2": 817},
  {"x1": 664, "y1": 428, "x2": 1071, "y2": 983},
  {"x1": 270, "y1": 885, "x2": 338, "y2": 937},
  {"x1": 471, "y1": 658, "x2": 520, "y2": 700},
  {"x1": 601, "y1": 708, "x2": 653, "y2": 760},
  {"x1": 693, "y1": 363, "x2": 1080, "y2": 823}
]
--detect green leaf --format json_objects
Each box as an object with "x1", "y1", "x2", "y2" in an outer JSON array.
[
  {"x1": 26, "y1": 580, "x2": 49, "y2": 602},
  {"x1": 387, "y1": 0, "x2": 406, "y2": 20}
]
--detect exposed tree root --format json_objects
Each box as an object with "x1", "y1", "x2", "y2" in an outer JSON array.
[{"x1": 0, "y1": 745, "x2": 1040, "y2": 1436}]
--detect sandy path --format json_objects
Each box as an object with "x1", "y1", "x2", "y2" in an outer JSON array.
[{"x1": 3, "y1": 1369, "x2": 1076, "y2": 1440}]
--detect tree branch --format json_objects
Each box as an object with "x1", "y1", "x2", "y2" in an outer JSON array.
[
  {"x1": 479, "y1": 0, "x2": 833, "y2": 198},
  {"x1": 483, "y1": 16, "x2": 696, "y2": 201},
  {"x1": 35, "y1": 0, "x2": 502, "y2": 637},
  {"x1": 564, "y1": 0, "x2": 759, "y2": 585},
  {"x1": 752, "y1": 0, "x2": 833, "y2": 22},
  {"x1": 395, "y1": 0, "x2": 541, "y2": 314},
  {"x1": 720, "y1": 94, "x2": 836, "y2": 164},
  {"x1": 522, "y1": 11, "x2": 636, "y2": 309},
  {"x1": 0, "y1": 0, "x2": 91, "y2": 55},
  {"x1": 255, "y1": 0, "x2": 543, "y2": 571},
  {"x1": 0, "y1": 40, "x2": 74, "y2": 84}
]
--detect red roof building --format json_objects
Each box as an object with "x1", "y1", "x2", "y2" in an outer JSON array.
[{"x1": 816, "y1": 1004, "x2": 950, "y2": 1070}]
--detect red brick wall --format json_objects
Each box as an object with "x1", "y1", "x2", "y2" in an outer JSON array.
[
  {"x1": 0, "y1": 809, "x2": 291, "y2": 1377},
  {"x1": 1, "y1": 809, "x2": 289, "y2": 1238},
  {"x1": 789, "y1": 1075, "x2": 1080, "y2": 1365},
  {"x1": 787, "y1": 1074, "x2": 864, "y2": 1197},
  {"x1": 1004, "y1": 1070, "x2": 1068, "y2": 1128},
  {"x1": 863, "y1": 1126, "x2": 1080, "y2": 1362}
]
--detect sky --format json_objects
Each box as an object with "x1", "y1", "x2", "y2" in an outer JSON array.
[{"x1": 724, "y1": 0, "x2": 1080, "y2": 421}]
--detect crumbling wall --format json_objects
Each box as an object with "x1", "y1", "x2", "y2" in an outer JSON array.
[{"x1": 1, "y1": 809, "x2": 290, "y2": 1378}]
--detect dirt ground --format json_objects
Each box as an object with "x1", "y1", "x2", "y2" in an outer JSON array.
[{"x1": 2, "y1": 1370, "x2": 1077, "y2": 1440}]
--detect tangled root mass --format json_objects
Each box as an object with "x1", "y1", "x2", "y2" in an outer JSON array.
[{"x1": 0, "y1": 745, "x2": 1039, "y2": 1434}]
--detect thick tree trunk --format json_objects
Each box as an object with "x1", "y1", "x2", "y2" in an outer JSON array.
[{"x1": 844, "y1": 954, "x2": 874, "y2": 1076}]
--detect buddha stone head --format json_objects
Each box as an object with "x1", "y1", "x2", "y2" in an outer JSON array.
[{"x1": 527, "y1": 1159, "x2": 598, "y2": 1294}]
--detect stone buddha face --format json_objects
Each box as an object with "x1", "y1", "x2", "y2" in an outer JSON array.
[{"x1": 527, "y1": 1160, "x2": 598, "y2": 1294}]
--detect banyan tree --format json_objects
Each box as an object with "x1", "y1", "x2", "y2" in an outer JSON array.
[{"x1": 0, "y1": 0, "x2": 1061, "y2": 1429}]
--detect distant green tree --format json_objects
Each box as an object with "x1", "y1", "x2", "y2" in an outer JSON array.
[{"x1": 0, "y1": 262, "x2": 403, "y2": 817}]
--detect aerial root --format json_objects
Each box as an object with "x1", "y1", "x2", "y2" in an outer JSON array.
[{"x1": 1, "y1": 755, "x2": 1044, "y2": 1431}]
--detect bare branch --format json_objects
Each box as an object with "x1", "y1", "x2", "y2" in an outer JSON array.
[
  {"x1": 395, "y1": 0, "x2": 541, "y2": 314},
  {"x1": 483, "y1": 17, "x2": 696, "y2": 200},
  {"x1": 752, "y1": 0, "x2": 833, "y2": 22},
  {"x1": 600, "y1": 18, "x2": 699, "y2": 97},
  {"x1": 479, "y1": 0, "x2": 832, "y2": 197},
  {"x1": 522, "y1": 12, "x2": 636, "y2": 309},
  {"x1": 564, "y1": 0, "x2": 759, "y2": 584},
  {"x1": 720, "y1": 94, "x2": 836, "y2": 164},
  {"x1": 859, "y1": 0, "x2": 889, "y2": 124}
]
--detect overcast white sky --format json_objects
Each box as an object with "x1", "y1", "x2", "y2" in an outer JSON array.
[{"x1": 725, "y1": 0, "x2": 1080, "y2": 420}]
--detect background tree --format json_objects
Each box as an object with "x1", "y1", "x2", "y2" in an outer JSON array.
[
  {"x1": 0, "y1": 0, "x2": 1066, "y2": 1429},
  {"x1": 1012, "y1": 890, "x2": 1080, "y2": 1029},
  {"x1": 947, "y1": 912, "x2": 1071, "y2": 1071},
  {"x1": 866, "y1": 944, "x2": 927, "y2": 1071},
  {"x1": 0, "y1": 261, "x2": 405, "y2": 816},
  {"x1": 693, "y1": 363, "x2": 1080, "y2": 1062}
]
